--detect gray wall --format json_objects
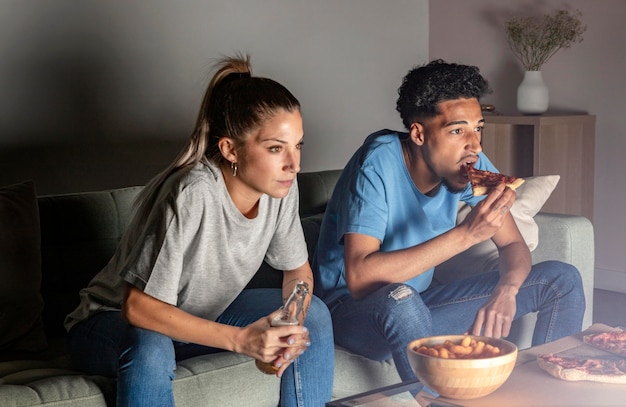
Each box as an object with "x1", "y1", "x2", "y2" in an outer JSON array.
[
  {"x1": 0, "y1": 0, "x2": 428, "y2": 193},
  {"x1": 429, "y1": 0, "x2": 626, "y2": 294},
  {"x1": 3, "y1": 0, "x2": 623, "y2": 294}
]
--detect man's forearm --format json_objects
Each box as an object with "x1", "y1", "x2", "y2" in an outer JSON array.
[{"x1": 495, "y1": 240, "x2": 532, "y2": 292}]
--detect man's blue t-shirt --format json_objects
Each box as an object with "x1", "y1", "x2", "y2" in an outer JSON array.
[{"x1": 312, "y1": 130, "x2": 498, "y2": 306}]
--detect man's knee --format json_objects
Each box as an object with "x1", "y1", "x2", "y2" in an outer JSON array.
[
  {"x1": 388, "y1": 284, "x2": 415, "y2": 301},
  {"x1": 534, "y1": 261, "x2": 585, "y2": 305},
  {"x1": 384, "y1": 284, "x2": 430, "y2": 321},
  {"x1": 380, "y1": 284, "x2": 432, "y2": 339},
  {"x1": 537, "y1": 261, "x2": 583, "y2": 286}
]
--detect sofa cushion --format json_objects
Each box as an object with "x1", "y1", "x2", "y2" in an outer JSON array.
[
  {"x1": 0, "y1": 181, "x2": 47, "y2": 359},
  {"x1": 173, "y1": 352, "x2": 279, "y2": 406},
  {"x1": 332, "y1": 346, "x2": 400, "y2": 400},
  {"x1": 38, "y1": 186, "x2": 143, "y2": 341},
  {"x1": 297, "y1": 170, "x2": 342, "y2": 218},
  {"x1": 433, "y1": 175, "x2": 560, "y2": 284},
  {"x1": 0, "y1": 374, "x2": 112, "y2": 406}
]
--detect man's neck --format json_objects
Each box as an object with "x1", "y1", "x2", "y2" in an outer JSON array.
[{"x1": 401, "y1": 137, "x2": 441, "y2": 197}]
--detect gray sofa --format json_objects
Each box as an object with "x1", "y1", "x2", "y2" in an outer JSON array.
[{"x1": 0, "y1": 169, "x2": 594, "y2": 406}]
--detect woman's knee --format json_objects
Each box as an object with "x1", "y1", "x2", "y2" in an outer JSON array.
[
  {"x1": 119, "y1": 327, "x2": 176, "y2": 379},
  {"x1": 304, "y1": 296, "x2": 333, "y2": 340}
]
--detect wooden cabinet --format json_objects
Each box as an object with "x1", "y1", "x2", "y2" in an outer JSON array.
[{"x1": 482, "y1": 114, "x2": 595, "y2": 221}]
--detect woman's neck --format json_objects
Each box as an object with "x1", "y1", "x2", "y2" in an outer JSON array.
[{"x1": 221, "y1": 166, "x2": 261, "y2": 219}]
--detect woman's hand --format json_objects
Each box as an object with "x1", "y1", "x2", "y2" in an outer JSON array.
[
  {"x1": 239, "y1": 310, "x2": 311, "y2": 377},
  {"x1": 123, "y1": 285, "x2": 310, "y2": 377}
]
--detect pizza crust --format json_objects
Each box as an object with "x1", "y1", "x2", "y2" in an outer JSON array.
[
  {"x1": 537, "y1": 356, "x2": 585, "y2": 381},
  {"x1": 472, "y1": 177, "x2": 525, "y2": 197}
]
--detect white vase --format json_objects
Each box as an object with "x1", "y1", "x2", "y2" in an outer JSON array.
[{"x1": 516, "y1": 71, "x2": 549, "y2": 114}]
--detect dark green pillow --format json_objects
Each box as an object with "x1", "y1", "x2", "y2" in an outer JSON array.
[{"x1": 0, "y1": 180, "x2": 47, "y2": 355}]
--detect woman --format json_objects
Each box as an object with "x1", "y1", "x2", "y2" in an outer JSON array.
[{"x1": 65, "y1": 55, "x2": 334, "y2": 406}]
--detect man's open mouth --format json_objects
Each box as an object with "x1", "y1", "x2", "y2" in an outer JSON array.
[{"x1": 460, "y1": 160, "x2": 475, "y2": 179}]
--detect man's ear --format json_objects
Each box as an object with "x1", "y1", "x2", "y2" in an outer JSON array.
[
  {"x1": 409, "y1": 122, "x2": 426, "y2": 146},
  {"x1": 218, "y1": 137, "x2": 237, "y2": 163}
]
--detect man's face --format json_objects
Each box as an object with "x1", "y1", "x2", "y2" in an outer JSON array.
[{"x1": 420, "y1": 98, "x2": 484, "y2": 193}]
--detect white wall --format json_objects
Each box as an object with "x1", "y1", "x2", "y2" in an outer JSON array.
[
  {"x1": 0, "y1": 0, "x2": 429, "y2": 192},
  {"x1": 429, "y1": 0, "x2": 626, "y2": 294}
]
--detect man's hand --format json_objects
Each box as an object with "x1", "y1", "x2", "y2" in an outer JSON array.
[
  {"x1": 469, "y1": 284, "x2": 518, "y2": 338},
  {"x1": 460, "y1": 183, "x2": 517, "y2": 245}
]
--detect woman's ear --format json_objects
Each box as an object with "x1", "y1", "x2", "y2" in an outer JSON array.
[
  {"x1": 218, "y1": 137, "x2": 237, "y2": 163},
  {"x1": 409, "y1": 122, "x2": 426, "y2": 146}
]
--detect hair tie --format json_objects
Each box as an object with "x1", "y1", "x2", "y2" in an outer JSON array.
[{"x1": 221, "y1": 71, "x2": 251, "y2": 87}]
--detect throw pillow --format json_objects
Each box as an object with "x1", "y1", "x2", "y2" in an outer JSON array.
[
  {"x1": 433, "y1": 175, "x2": 560, "y2": 284},
  {"x1": 0, "y1": 180, "x2": 47, "y2": 355}
]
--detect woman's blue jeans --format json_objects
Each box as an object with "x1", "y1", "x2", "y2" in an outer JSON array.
[
  {"x1": 329, "y1": 260, "x2": 585, "y2": 382},
  {"x1": 67, "y1": 288, "x2": 334, "y2": 407}
]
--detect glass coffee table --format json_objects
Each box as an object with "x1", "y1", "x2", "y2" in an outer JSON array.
[
  {"x1": 328, "y1": 324, "x2": 626, "y2": 407},
  {"x1": 326, "y1": 380, "x2": 461, "y2": 407}
]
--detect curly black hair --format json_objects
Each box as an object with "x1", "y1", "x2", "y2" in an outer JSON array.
[{"x1": 396, "y1": 59, "x2": 491, "y2": 130}]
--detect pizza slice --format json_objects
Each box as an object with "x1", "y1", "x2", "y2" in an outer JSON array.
[
  {"x1": 465, "y1": 164, "x2": 525, "y2": 196},
  {"x1": 538, "y1": 353, "x2": 626, "y2": 384},
  {"x1": 583, "y1": 330, "x2": 626, "y2": 357}
]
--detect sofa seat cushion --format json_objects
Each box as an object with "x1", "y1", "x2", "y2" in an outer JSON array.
[
  {"x1": 0, "y1": 354, "x2": 73, "y2": 378},
  {"x1": 0, "y1": 180, "x2": 47, "y2": 359},
  {"x1": 0, "y1": 374, "x2": 111, "y2": 407},
  {"x1": 173, "y1": 352, "x2": 280, "y2": 407},
  {"x1": 331, "y1": 347, "x2": 400, "y2": 400},
  {"x1": 1, "y1": 368, "x2": 83, "y2": 386}
]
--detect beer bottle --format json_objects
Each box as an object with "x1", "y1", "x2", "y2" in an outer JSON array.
[{"x1": 255, "y1": 281, "x2": 309, "y2": 374}]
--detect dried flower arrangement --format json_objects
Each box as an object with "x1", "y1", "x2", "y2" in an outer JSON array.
[{"x1": 505, "y1": 9, "x2": 586, "y2": 71}]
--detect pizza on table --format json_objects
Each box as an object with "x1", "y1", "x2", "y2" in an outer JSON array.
[{"x1": 537, "y1": 330, "x2": 626, "y2": 383}]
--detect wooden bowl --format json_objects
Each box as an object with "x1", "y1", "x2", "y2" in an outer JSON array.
[{"x1": 407, "y1": 335, "x2": 517, "y2": 400}]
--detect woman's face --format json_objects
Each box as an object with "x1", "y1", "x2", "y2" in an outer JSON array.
[{"x1": 237, "y1": 109, "x2": 304, "y2": 200}]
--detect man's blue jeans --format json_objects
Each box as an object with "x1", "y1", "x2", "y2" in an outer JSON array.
[
  {"x1": 329, "y1": 260, "x2": 585, "y2": 382},
  {"x1": 67, "y1": 288, "x2": 334, "y2": 407}
]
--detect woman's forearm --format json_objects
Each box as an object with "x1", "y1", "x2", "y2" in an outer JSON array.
[{"x1": 122, "y1": 284, "x2": 243, "y2": 352}]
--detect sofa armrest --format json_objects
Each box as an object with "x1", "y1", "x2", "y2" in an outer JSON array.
[{"x1": 532, "y1": 212, "x2": 594, "y2": 330}]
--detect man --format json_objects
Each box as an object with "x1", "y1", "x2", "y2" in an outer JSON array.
[{"x1": 312, "y1": 60, "x2": 585, "y2": 382}]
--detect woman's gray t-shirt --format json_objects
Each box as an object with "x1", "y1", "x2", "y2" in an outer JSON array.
[{"x1": 64, "y1": 160, "x2": 308, "y2": 331}]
